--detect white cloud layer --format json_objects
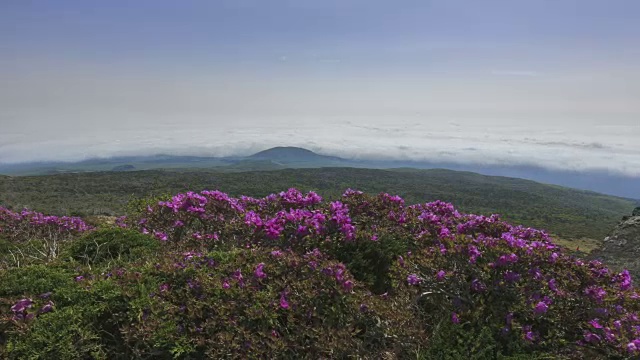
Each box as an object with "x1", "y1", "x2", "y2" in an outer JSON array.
[{"x1": 1, "y1": 57, "x2": 639, "y2": 176}]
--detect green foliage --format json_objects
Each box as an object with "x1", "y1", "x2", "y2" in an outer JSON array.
[
  {"x1": 3, "y1": 275, "x2": 134, "y2": 359},
  {"x1": 0, "y1": 264, "x2": 73, "y2": 297},
  {"x1": 5, "y1": 307, "x2": 109, "y2": 360},
  {"x1": 0, "y1": 168, "x2": 634, "y2": 240},
  {"x1": 117, "y1": 249, "x2": 400, "y2": 359},
  {"x1": 331, "y1": 233, "x2": 409, "y2": 294},
  {"x1": 420, "y1": 319, "x2": 504, "y2": 360},
  {"x1": 1, "y1": 188, "x2": 637, "y2": 359},
  {"x1": 64, "y1": 228, "x2": 160, "y2": 266}
]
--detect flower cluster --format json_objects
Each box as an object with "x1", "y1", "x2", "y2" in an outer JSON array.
[
  {"x1": 0, "y1": 207, "x2": 92, "y2": 242},
  {"x1": 2, "y1": 189, "x2": 639, "y2": 358}
]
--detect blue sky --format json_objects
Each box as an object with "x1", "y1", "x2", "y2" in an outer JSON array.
[{"x1": 1, "y1": 0, "x2": 639, "y2": 175}]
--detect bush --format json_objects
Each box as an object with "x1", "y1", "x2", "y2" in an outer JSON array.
[
  {"x1": 5, "y1": 307, "x2": 109, "y2": 360},
  {"x1": 117, "y1": 248, "x2": 403, "y2": 358},
  {"x1": 0, "y1": 264, "x2": 74, "y2": 297},
  {"x1": 2, "y1": 276, "x2": 133, "y2": 359},
  {"x1": 2, "y1": 189, "x2": 640, "y2": 358},
  {"x1": 64, "y1": 228, "x2": 160, "y2": 266}
]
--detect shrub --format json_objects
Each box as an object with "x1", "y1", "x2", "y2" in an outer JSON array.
[
  {"x1": 117, "y1": 248, "x2": 403, "y2": 358},
  {"x1": 2, "y1": 189, "x2": 640, "y2": 358},
  {"x1": 64, "y1": 228, "x2": 160, "y2": 266},
  {"x1": 0, "y1": 207, "x2": 92, "y2": 263},
  {"x1": 0, "y1": 264, "x2": 74, "y2": 297}
]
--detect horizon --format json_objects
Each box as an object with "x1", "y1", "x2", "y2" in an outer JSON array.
[{"x1": 1, "y1": 1, "x2": 639, "y2": 177}]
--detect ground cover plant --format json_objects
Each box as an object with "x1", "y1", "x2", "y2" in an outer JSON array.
[{"x1": 1, "y1": 189, "x2": 639, "y2": 359}]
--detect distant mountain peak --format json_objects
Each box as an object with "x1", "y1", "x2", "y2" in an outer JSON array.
[{"x1": 249, "y1": 147, "x2": 342, "y2": 162}]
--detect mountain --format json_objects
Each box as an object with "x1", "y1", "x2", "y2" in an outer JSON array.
[
  {"x1": 1, "y1": 147, "x2": 638, "y2": 199},
  {"x1": 249, "y1": 146, "x2": 344, "y2": 165}
]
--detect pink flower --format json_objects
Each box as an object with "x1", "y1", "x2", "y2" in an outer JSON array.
[
  {"x1": 254, "y1": 263, "x2": 267, "y2": 279},
  {"x1": 589, "y1": 319, "x2": 603, "y2": 329},
  {"x1": 279, "y1": 294, "x2": 290, "y2": 309},
  {"x1": 342, "y1": 280, "x2": 354, "y2": 292},
  {"x1": 451, "y1": 312, "x2": 460, "y2": 324},
  {"x1": 153, "y1": 231, "x2": 168, "y2": 241},
  {"x1": 407, "y1": 274, "x2": 421, "y2": 286}
]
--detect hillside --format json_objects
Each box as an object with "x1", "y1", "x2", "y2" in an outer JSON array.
[
  {"x1": 1, "y1": 189, "x2": 639, "y2": 358},
  {"x1": 2, "y1": 148, "x2": 639, "y2": 198},
  {"x1": 0, "y1": 168, "x2": 635, "y2": 240}
]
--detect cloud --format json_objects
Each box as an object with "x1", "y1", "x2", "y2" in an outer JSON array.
[{"x1": 1, "y1": 117, "x2": 639, "y2": 177}]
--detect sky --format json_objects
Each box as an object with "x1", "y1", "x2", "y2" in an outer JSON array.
[{"x1": 1, "y1": 0, "x2": 639, "y2": 176}]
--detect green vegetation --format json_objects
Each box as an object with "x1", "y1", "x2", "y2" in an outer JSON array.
[
  {"x1": 2, "y1": 189, "x2": 638, "y2": 359},
  {"x1": 64, "y1": 228, "x2": 161, "y2": 266},
  {"x1": 0, "y1": 168, "x2": 635, "y2": 241}
]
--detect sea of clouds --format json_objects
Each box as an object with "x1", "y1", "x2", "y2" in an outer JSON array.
[{"x1": 1, "y1": 115, "x2": 638, "y2": 177}]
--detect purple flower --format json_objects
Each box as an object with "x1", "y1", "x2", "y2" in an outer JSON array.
[
  {"x1": 533, "y1": 301, "x2": 548, "y2": 315},
  {"x1": 584, "y1": 332, "x2": 601, "y2": 344},
  {"x1": 279, "y1": 294, "x2": 290, "y2": 309},
  {"x1": 153, "y1": 231, "x2": 168, "y2": 241},
  {"x1": 614, "y1": 320, "x2": 622, "y2": 330},
  {"x1": 342, "y1": 280, "x2": 354, "y2": 292},
  {"x1": 524, "y1": 331, "x2": 536, "y2": 342},
  {"x1": 451, "y1": 312, "x2": 460, "y2": 324},
  {"x1": 436, "y1": 270, "x2": 446, "y2": 281},
  {"x1": 407, "y1": 274, "x2": 422, "y2": 286},
  {"x1": 503, "y1": 271, "x2": 521, "y2": 283},
  {"x1": 471, "y1": 279, "x2": 486, "y2": 293},
  {"x1": 11, "y1": 298, "x2": 33, "y2": 313},
  {"x1": 39, "y1": 302, "x2": 54, "y2": 314},
  {"x1": 589, "y1": 319, "x2": 603, "y2": 329},
  {"x1": 222, "y1": 279, "x2": 231, "y2": 289},
  {"x1": 74, "y1": 275, "x2": 84, "y2": 282},
  {"x1": 254, "y1": 263, "x2": 267, "y2": 279},
  {"x1": 584, "y1": 286, "x2": 607, "y2": 303}
]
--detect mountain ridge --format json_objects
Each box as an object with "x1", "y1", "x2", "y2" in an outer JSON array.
[{"x1": 1, "y1": 147, "x2": 638, "y2": 199}]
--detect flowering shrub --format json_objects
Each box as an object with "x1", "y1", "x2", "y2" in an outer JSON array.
[
  {"x1": 0, "y1": 206, "x2": 92, "y2": 266},
  {"x1": 1, "y1": 189, "x2": 639, "y2": 358}
]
